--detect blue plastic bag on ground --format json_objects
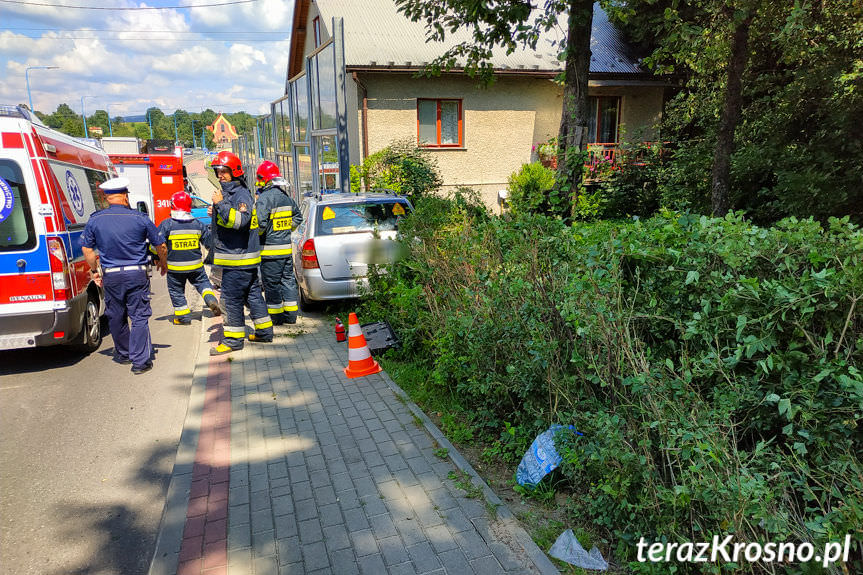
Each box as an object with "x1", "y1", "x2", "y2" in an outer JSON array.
[{"x1": 516, "y1": 424, "x2": 581, "y2": 487}]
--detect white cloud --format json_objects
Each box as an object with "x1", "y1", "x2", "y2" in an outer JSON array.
[{"x1": 0, "y1": 0, "x2": 294, "y2": 119}]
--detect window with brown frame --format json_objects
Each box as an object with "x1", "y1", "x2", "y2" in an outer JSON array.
[
  {"x1": 417, "y1": 99, "x2": 463, "y2": 147},
  {"x1": 586, "y1": 96, "x2": 621, "y2": 143},
  {"x1": 313, "y1": 17, "x2": 321, "y2": 48}
]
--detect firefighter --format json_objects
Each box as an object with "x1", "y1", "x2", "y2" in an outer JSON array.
[
  {"x1": 156, "y1": 191, "x2": 222, "y2": 324},
  {"x1": 80, "y1": 177, "x2": 167, "y2": 374},
  {"x1": 208, "y1": 151, "x2": 272, "y2": 355},
  {"x1": 255, "y1": 160, "x2": 303, "y2": 325}
]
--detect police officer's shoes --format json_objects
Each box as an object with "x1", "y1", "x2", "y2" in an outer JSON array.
[
  {"x1": 210, "y1": 343, "x2": 235, "y2": 356},
  {"x1": 207, "y1": 300, "x2": 223, "y2": 317},
  {"x1": 131, "y1": 362, "x2": 153, "y2": 375},
  {"x1": 172, "y1": 316, "x2": 192, "y2": 325},
  {"x1": 113, "y1": 356, "x2": 131, "y2": 365},
  {"x1": 248, "y1": 334, "x2": 273, "y2": 343}
]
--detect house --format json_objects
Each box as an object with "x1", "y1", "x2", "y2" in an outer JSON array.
[
  {"x1": 272, "y1": 0, "x2": 668, "y2": 207},
  {"x1": 207, "y1": 113, "x2": 239, "y2": 147}
]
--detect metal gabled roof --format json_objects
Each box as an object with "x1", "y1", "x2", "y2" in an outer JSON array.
[{"x1": 313, "y1": 0, "x2": 644, "y2": 75}]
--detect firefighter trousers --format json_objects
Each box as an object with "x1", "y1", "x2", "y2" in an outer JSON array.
[
  {"x1": 166, "y1": 268, "x2": 217, "y2": 317},
  {"x1": 260, "y1": 256, "x2": 299, "y2": 324},
  {"x1": 219, "y1": 267, "x2": 272, "y2": 349}
]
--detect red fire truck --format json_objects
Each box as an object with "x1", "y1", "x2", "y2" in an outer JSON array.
[{"x1": 109, "y1": 142, "x2": 185, "y2": 226}]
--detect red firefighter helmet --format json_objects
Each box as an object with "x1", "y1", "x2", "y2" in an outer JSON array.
[
  {"x1": 171, "y1": 191, "x2": 192, "y2": 213},
  {"x1": 256, "y1": 160, "x2": 281, "y2": 184},
  {"x1": 211, "y1": 150, "x2": 244, "y2": 178}
]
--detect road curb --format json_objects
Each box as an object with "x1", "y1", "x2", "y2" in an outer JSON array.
[
  {"x1": 148, "y1": 312, "x2": 212, "y2": 575},
  {"x1": 378, "y1": 370, "x2": 561, "y2": 575}
]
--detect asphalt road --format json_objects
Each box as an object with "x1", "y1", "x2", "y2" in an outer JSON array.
[{"x1": 0, "y1": 278, "x2": 202, "y2": 575}]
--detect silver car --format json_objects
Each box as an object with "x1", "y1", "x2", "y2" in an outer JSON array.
[{"x1": 292, "y1": 192, "x2": 412, "y2": 307}]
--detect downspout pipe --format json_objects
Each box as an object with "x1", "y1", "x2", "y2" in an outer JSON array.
[{"x1": 351, "y1": 71, "x2": 369, "y2": 165}]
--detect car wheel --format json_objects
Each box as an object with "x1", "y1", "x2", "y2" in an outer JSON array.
[
  {"x1": 299, "y1": 285, "x2": 316, "y2": 312},
  {"x1": 73, "y1": 295, "x2": 102, "y2": 353}
]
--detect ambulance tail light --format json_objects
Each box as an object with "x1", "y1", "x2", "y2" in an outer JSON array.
[
  {"x1": 47, "y1": 236, "x2": 71, "y2": 301},
  {"x1": 301, "y1": 239, "x2": 319, "y2": 269}
]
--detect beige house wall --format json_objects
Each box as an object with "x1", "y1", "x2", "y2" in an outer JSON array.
[
  {"x1": 588, "y1": 83, "x2": 664, "y2": 142},
  {"x1": 349, "y1": 72, "x2": 664, "y2": 210}
]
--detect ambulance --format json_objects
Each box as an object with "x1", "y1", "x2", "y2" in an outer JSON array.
[{"x1": 0, "y1": 105, "x2": 113, "y2": 352}]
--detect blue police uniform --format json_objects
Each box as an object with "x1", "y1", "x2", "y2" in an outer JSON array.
[
  {"x1": 212, "y1": 179, "x2": 272, "y2": 351},
  {"x1": 256, "y1": 178, "x2": 303, "y2": 324},
  {"x1": 157, "y1": 214, "x2": 220, "y2": 323},
  {"x1": 80, "y1": 182, "x2": 165, "y2": 371}
]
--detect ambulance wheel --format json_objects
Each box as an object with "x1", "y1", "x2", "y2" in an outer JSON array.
[{"x1": 74, "y1": 296, "x2": 103, "y2": 353}]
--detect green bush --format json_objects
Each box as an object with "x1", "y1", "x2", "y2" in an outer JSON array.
[
  {"x1": 506, "y1": 161, "x2": 561, "y2": 217},
  {"x1": 350, "y1": 139, "x2": 442, "y2": 202},
  {"x1": 590, "y1": 142, "x2": 664, "y2": 219},
  {"x1": 361, "y1": 199, "x2": 863, "y2": 573}
]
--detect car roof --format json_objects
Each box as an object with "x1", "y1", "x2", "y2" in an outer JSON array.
[{"x1": 306, "y1": 192, "x2": 409, "y2": 206}]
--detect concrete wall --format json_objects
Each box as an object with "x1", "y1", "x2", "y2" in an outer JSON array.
[{"x1": 347, "y1": 72, "x2": 665, "y2": 210}]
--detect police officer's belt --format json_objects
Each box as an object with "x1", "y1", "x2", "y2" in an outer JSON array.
[{"x1": 104, "y1": 265, "x2": 147, "y2": 273}]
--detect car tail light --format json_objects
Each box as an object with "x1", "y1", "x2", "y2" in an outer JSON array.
[
  {"x1": 301, "y1": 239, "x2": 319, "y2": 269},
  {"x1": 47, "y1": 236, "x2": 71, "y2": 301}
]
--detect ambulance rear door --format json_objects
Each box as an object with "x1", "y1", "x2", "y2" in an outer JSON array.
[
  {"x1": 116, "y1": 162, "x2": 153, "y2": 221},
  {"x1": 0, "y1": 119, "x2": 55, "y2": 349}
]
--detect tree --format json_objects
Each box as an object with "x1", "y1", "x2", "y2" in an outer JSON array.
[
  {"x1": 610, "y1": 0, "x2": 862, "y2": 221},
  {"x1": 395, "y1": 0, "x2": 594, "y2": 219}
]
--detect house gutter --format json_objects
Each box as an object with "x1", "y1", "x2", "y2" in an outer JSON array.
[{"x1": 351, "y1": 71, "x2": 369, "y2": 162}]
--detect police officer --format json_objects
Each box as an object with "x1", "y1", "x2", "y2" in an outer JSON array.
[
  {"x1": 255, "y1": 161, "x2": 303, "y2": 325},
  {"x1": 209, "y1": 151, "x2": 273, "y2": 355},
  {"x1": 80, "y1": 177, "x2": 167, "y2": 374},
  {"x1": 157, "y1": 191, "x2": 222, "y2": 324}
]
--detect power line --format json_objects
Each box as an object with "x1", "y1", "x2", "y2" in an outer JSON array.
[
  {"x1": 0, "y1": 0, "x2": 256, "y2": 9},
  {"x1": 1, "y1": 27, "x2": 286, "y2": 33}
]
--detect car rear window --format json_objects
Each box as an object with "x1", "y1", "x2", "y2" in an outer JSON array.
[
  {"x1": 0, "y1": 159, "x2": 36, "y2": 252},
  {"x1": 315, "y1": 201, "x2": 410, "y2": 236}
]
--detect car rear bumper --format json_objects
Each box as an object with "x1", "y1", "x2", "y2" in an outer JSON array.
[
  {"x1": 0, "y1": 293, "x2": 87, "y2": 350},
  {"x1": 297, "y1": 269, "x2": 369, "y2": 301}
]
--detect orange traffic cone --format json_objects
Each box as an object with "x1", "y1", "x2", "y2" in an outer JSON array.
[{"x1": 344, "y1": 312, "x2": 382, "y2": 379}]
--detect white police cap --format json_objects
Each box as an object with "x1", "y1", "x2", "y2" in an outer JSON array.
[{"x1": 99, "y1": 177, "x2": 130, "y2": 194}]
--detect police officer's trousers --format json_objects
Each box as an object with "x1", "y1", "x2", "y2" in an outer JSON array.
[
  {"x1": 166, "y1": 268, "x2": 217, "y2": 317},
  {"x1": 220, "y1": 267, "x2": 272, "y2": 349},
  {"x1": 103, "y1": 268, "x2": 153, "y2": 368},
  {"x1": 260, "y1": 256, "x2": 299, "y2": 324}
]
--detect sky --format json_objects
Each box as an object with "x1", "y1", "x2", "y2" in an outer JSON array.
[{"x1": 0, "y1": 0, "x2": 295, "y2": 118}]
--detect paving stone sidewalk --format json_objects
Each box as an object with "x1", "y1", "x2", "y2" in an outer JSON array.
[{"x1": 151, "y1": 313, "x2": 559, "y2": 575}]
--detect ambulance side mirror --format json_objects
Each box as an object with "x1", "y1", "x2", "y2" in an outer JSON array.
[{"x1": 136, "y1": 201, "x2": 149, "y2": 215}]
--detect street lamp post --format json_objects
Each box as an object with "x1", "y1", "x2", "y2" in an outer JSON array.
[
  {"x1": 25, "y1": 66, "x2": 59, "y2": 113},
  {"x1": 81, "y1": 95, "x2": 95, "y2": 138},
  {"x1": 147, "y1": 109, "x2": 154, "y2": 140},
  {"x1": 173, "y1": 114, "x2": 179, "y2": 144},
  {"x1": 191, "y1": 120, "x2": 196, "y2": 148},
  {"x1": 106, "y1": 104, "x2": 113, "y2": 137}
]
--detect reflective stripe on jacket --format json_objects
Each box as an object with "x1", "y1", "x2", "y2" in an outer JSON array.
[
  {"x1": 213, "y1": 180, "x2": 261, "y2": 269},
  {"x1": 256, "y1": 182, "x2": 302, "y2": 259},
  {"x1": 157, "y1": 217, "x2": 211, "y2": 272}
]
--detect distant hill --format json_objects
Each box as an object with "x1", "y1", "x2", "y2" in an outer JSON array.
[{"x1": 120, "y1": 114, "x2": 147, "y2": 123}]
